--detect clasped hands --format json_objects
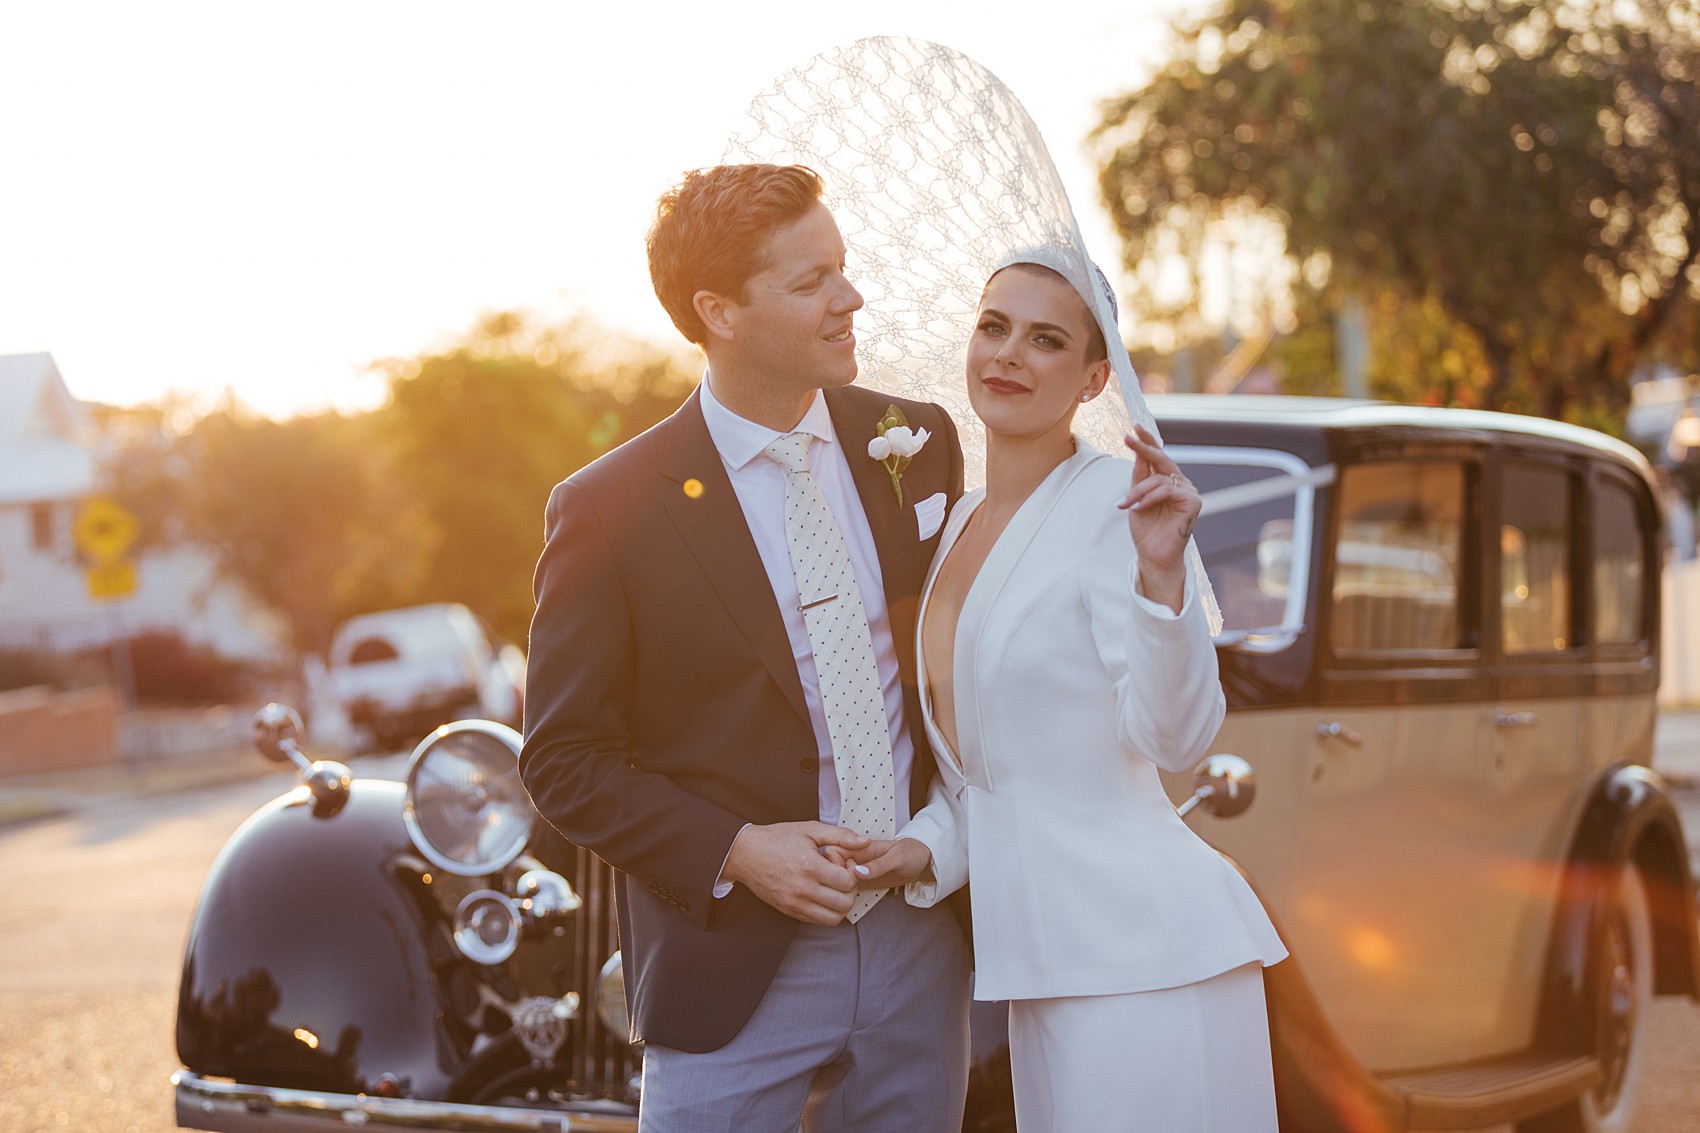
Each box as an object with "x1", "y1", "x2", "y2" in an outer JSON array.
[{"x1": 721, "y1": 821, "x2": 931, "y2": 925}]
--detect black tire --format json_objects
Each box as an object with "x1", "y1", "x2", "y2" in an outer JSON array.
[{"x1": 1517, "y1": 864, "x2": 1654, "y2": 1133}]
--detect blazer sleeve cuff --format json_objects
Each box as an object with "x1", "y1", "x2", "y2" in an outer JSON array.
[
  {"x1": 711, "y1": 823, "x2": 752, "y2": 899},
  {"x1": 897, "y1": 793, "x2": 967, "y2": 907},
  {"x1": 1127, "y1": 560, "x2": 1197, "y2": 621}
]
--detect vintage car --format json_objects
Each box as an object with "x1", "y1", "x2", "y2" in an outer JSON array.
[{"x1": 172, "y1": 395, "x2": 1699, "y2": 1133}]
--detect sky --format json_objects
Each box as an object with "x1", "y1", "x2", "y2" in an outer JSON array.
[{"x1": 1, "y1": 1, "x2": 1197, "y2": 419}]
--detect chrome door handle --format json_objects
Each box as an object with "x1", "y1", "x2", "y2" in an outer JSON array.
[
  {"x1": 1315, "y1": 721, "x2": 1363, "y2": 747},
  {"x1": 1494, "y1": 710, "x2": 1538, "y2": 728}
]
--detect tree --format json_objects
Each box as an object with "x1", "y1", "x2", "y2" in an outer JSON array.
[
  {"x1": 118, "y1": 404, "x2": 434, "y2": 655},
  {"x1": 376, "y1": 312, "x2": 693, "y2": 645},
  {"x1": 1093, "y1": 0, "x2": 1700, "y2": 425},
  {"x1": 106, "y1": 312, "x2": 696, "y2": 654}
]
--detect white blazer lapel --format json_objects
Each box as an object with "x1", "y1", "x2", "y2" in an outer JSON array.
[{"x1": 917, "y1": 488, "x2": 984, "y2": 780}]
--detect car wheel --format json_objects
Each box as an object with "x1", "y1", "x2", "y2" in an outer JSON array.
[{"x1": 1518, "y1": 864, "x2": 1654, "y2": 1133}]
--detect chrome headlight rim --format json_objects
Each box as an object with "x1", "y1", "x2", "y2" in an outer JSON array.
[
  {"x1": 402, "y1": 719, "x2": 534, "y2": 877},
  {"x1": 452, "y1": 888, "x2": 522, "y2": 965},
  {"x1": 594, "y1": 951, "x2": 634, "y2": 1042}
]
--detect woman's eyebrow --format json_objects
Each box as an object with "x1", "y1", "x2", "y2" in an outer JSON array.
[{"x1": 980, "y1": 307, "x2": 1076, "y2": 338}]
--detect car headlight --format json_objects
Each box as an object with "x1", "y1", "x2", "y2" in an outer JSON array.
[
  {"x1": 403, "y1": 720, "x2": 533, "y2": 876},
  {"x1": 595, "y1": 952, "x2": 633, "y2": 1042},
  {"x1": 453, "y1": 890, "x2": 521, "y2": 965}
]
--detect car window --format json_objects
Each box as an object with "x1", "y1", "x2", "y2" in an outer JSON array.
[
  {"x1": 348, "y1": 637, "x2": 401, "y2": 665},
  {"x1": 1592, "y1": 475, "x2": 1646, "y2": 646},
  {"x1": 1501, "y1": 460, "x2": 1573, "y2": 654},
  {"x1": 1331, "y1": 460, "x2": 1466, "y2": 652},
  {"x1": 1172, "y1": 447, "x2": 1318, "y2": 646}
]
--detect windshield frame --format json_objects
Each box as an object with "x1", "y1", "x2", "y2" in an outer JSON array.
[{"x1": 1171, "y1": 444, "x2": 1323, "y2": 653}]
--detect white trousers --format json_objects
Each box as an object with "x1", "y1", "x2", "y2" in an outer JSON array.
[{"x1": 1007, "y1": 962, "x2": 1277, "y2": 1133}]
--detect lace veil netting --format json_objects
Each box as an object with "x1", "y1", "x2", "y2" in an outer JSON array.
[{"x1": 722, "y1": 36, "x2": 1219, "y2": 631}]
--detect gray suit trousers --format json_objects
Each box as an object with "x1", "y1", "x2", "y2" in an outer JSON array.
[{"x1": 636, "y1": 895, "x2": 971, "y2": 1133}]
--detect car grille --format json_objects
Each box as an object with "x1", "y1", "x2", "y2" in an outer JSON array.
[{"x1": 559, "y1": 839, "x2": 639, "y2": 1100}]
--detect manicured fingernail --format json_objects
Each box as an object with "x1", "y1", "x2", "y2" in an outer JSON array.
[{"x1": 855, "y1": 865, "x2": 870, "y2": 876}]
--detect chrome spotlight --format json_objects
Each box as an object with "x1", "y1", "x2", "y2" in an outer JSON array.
[
  {"x1": 1176, "y1": 754, "x2": 1257, "y2": 820},
  {"x1": 452, "y1": 890, "x2": 521, "y2": 965},
  {"x1": 516, "y1": 869, "x2": 581, "y2": 923}
]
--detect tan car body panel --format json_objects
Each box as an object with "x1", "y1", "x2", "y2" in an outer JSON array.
[{"x1": 1170, "y1": 687, "x2": 1655, "y2": 1073}]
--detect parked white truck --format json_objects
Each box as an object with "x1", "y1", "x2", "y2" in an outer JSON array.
[{"x1": 304, "y1": 602, "x2": 524, "y2": 752}]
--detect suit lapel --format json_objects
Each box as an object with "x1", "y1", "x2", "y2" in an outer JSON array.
[
  {"x1": 827, "y1": 389, "x2": 941, "y2": 813},
  {"x1": 825, "y1": 388, "x2": 923, "y2": 607},
  {"x1": 658, "y1": 390, "x2": 810, "y2": 726}
]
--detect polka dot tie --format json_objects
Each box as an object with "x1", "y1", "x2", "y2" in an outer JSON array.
[{"x1": 763, "y1": 432, "x2": 895, "y2": 923}]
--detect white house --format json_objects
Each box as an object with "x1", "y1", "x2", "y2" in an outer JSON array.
[{"x1": 0, "y1": 352, "x2": 284, "y2": 661}]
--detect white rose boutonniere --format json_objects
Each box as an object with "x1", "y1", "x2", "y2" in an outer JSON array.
[{"x1": 868, "y1": 404, "x2": 930, "y2": 506}]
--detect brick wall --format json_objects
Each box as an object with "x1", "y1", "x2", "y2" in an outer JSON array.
[{"x1": 0, "y1": 685, "x2": 120, "y2": 776}]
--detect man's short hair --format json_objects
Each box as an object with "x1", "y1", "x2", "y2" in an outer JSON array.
[{"x1": 647, "y1": 164, "x2": 826, "y2": 346}]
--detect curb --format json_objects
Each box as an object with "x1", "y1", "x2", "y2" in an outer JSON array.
[
  {"x1": 0, "y1": 793, "x2": 71, "y2": 829},
  {"x1": 0, "y1": 749, "x2": 287, "y2": 832}
]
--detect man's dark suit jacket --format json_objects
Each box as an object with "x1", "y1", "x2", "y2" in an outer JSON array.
[{"x1": 519, "y1": 382, "x2": 964, "y2": 1053}]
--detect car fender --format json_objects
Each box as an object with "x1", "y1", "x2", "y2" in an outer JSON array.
[
  {"x1": 1535, "y1": 761, "x2": 1700, "y2": 1054},
  {"x1": 175, "y1": 779, "x2": 462, "y2": 1099}
]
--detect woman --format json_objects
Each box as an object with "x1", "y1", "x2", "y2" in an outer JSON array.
[
  {"x1": 725, "y1": 36, "x2": 1285, "y2": 1127},
  {"x1": 902, "y1": 251, "x2": 1287, "y2": 1131}
]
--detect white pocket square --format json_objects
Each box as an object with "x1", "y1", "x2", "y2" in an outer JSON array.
[{"x1": 915, "y1": 492, "x2": 947, "y2": 540}]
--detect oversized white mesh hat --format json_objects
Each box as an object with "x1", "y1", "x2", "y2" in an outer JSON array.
[{"x1": 723, "y1": 36, "x2": 1219, "y2": 630}]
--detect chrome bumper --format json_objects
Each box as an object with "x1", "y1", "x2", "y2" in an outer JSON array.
[{"x1": 173, "y1": 1071, "x2": 639, "y2": 1133}]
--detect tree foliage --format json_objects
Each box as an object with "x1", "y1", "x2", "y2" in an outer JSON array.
[
  {"x1": 375, "y1": 312, "x2": 692, "y2": 644},
  {"x1": 108, "y1": 313, "x2": 695, "y2": 654},
  {"x1": 112, "y1": 403, "x2": 431, "y2": 654},
  {"x1": 1094, "y1": 0, "x2": 1700, "y2": 423}
]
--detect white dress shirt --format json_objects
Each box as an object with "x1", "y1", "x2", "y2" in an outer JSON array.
[{"x1": 698, "y1": 374, "x2": 917, "y2": 830}]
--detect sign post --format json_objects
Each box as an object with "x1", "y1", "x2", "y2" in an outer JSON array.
[{"x1": 75, "y1": 496, "x2": 142, "y2": 758}]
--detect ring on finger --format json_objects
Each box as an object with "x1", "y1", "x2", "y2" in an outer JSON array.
[{"x1": 1169, "y1": 472, "x2": 1183, "y2": 488}]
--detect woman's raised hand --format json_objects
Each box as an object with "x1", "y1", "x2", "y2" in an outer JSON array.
[{"x1": 1117, "y1": 424, "x2": 1198, "y2": 613}]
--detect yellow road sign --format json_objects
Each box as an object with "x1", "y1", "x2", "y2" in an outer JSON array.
[
  {"x1": 86, "y1": 559, "x2": 137, "y2": 600},
  {"x1": 75, "y1": 496, "x2": 140, "y2": 562}
]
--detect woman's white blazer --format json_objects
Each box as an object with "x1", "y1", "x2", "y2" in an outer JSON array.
[{"x1": 901, "y1": 445, "x2": 1287, "y2": 1002}]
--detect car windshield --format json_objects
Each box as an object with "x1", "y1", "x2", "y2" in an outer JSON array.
[{"x1": 1171, "y1": 447, "x2": 1320, "y2": 646}]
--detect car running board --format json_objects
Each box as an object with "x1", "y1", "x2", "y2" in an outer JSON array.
[
  {"x1": 1264, "y1": 930, "x2": 1604, "y2": 1132},
  {"x1": 1379, "y1": 1054, "x2": 1602, "y2": 1130}
]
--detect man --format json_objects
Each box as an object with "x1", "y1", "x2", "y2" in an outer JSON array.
[{"x1": 520, "y1": 163, "x2": 969, "y2": 1131}]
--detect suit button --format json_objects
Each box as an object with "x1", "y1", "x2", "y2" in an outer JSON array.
[{"x1": 800, "y1": 757, "x2": 818, "y2": 772}]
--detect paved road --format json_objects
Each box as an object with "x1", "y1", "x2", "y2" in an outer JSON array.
[
  {"x1": 1653, "y1": 708, "x2": 1700, "y2": 874},
  {"x1": 0, "y1": 729, "x2": 1696, "y2": 1133},
  {"x1": 0, "y1": 754, "x2": 406, "y2": 1133}
]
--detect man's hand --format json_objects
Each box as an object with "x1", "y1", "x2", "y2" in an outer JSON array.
[
  {"x1": 848, "y1": 837, "x2": 934, "y2": 889},
  {"x1": 721, "y1": 822, "x2": 869, "y2": 925}
]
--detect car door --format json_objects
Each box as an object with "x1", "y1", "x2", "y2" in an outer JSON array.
[
  {"x1": 1285, "y1": 448, "x2": 1504, "y2": 1072},
  {"x1": 1484, "y1": 453, "x2": 1659, "y2": 1047}
]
